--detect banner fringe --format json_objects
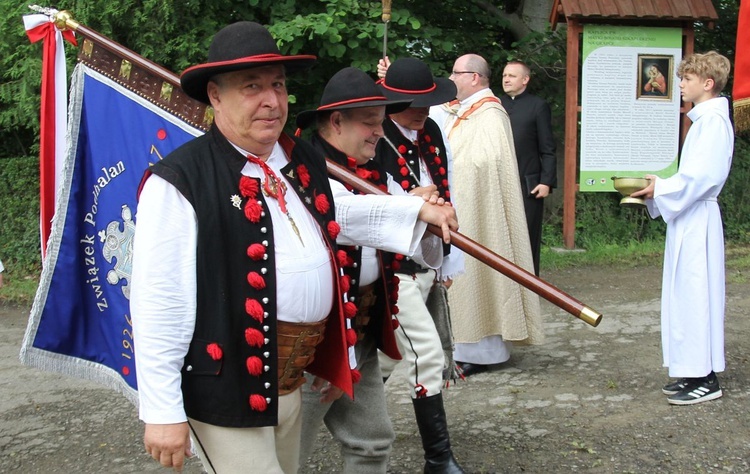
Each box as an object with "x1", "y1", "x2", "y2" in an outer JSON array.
[{"x1": 733, "y1": 97, "x2": 750, "y2": 133}]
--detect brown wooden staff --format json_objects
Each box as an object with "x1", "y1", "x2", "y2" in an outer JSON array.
[
  {"x1": 49, "y1": 8, "x2": 601, "y2": 327},
  {"x1": 327, "y1": 159, "x2": 603, "y2": 327}
]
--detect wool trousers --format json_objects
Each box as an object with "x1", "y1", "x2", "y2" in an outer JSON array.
[{"x1": 299, "y1": 335, "x2": 395, "y2": 473}]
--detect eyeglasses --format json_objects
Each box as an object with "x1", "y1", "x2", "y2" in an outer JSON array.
[{"x1": 450, "y1": 70, "x2": 483, "y2": 77}]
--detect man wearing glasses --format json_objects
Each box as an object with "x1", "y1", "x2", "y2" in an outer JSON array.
[{"x1": 436, "y1": 54, "x2": 543, "y2": 378}]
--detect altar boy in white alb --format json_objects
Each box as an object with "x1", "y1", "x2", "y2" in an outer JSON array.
[{"x1": 632, "y1": 51, "x2": 733, "y2": 406}]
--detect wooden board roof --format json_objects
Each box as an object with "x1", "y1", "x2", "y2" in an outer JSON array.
[{"x1": 550, "y1": 0, "x2": 719, "y2": 29}]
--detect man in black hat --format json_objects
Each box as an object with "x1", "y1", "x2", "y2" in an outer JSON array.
[
  {"x1": 375, "y1": 57, "x2": 466, "y2": 474},
  {"x1": 130, "y1": 22, "x2": 457, "y2": 474},
  {"x1": 296, "y1": 66, "x2": 459, "y2": 473}
]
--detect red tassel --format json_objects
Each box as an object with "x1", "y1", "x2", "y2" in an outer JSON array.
[
  {"x1": 392, "y1": 260, "x2": 401, "y2": 272},
  {"x1": 336, "y1": 250, "x2": 349, "y2": 266},
  {"x1": 343, "y1": 301, "x2": 358, "y2": 319},
  {"x1": 247, "y1": 271, "x2": 266, "y2": 290},
  {"x1": 391, "y1": 305, "x2": 399, "y2": 315},
  {"x1": 415, "y1": 384, "x2": 428, "y2": 398},
  {"x1": 239, "y1": 176, "x2": 259, "y2": 198},
  {"x1": 356, "y1": 167, "x2": 372, "y2": 179},
  {"x1": 246, "y1": 356, "x2": 263, "y2": 376},
  {"x1": 245, "y1": 328, "x2": 265, "y2": 348},
  {"x1": 398, "y1": 144, "x2": 407, "y2": 154},
  {"x1": 401, "y1": 180, "x2": 410, "y2": 189},
  {"x1": 328, "y1": 221, "x2": 341, "y2": 240},
  {"x1": 245, "y1": 298, "x2": 264, "y2": 323},
  {"x1": 424, "y1": 134, "x2": 432, "y2": 143},
  {"x1": 249, "y1": 394, "x2": 268, "y2": 412},
  {"x1": 244, "y1": 200, "x2": 262, "y2": 223},
  {"x1": 346, "y1": 328, "x2": 357, "y2": 346},
  {"x1": 340, "y1": 274, "x2": 351, "y2": 293},
  {"x1": 297, "y1": 164, "x2": 311, "y2": 188},
  {"x1": 314, "y1": 192, "x2": 331, "y2": 214},
  {"x1": 247, "y1": 243, "x2": 266, "y2": 260},
  {"x1": 351, "y1": 369, "x2": 362, "y2": 384},
  {"x1": 392, "y1": 319, "x2": 400, "y2": 329},
  {"x1": 206, "y1": 343, "x2": 223, "y2": 361}
]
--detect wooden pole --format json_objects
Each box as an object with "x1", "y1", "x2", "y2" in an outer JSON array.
[{"x1": 562, "y1": 19, "x2": 582, "y2": 250}]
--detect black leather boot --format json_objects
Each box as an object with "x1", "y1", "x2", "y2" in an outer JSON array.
[{"x1": 411, "y1": 393, "x2": 465, "y2": 474}]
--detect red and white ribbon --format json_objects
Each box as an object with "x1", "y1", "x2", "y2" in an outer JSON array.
[{"x1": 23, "y1": 14, "x2": 77, "y2": 258}]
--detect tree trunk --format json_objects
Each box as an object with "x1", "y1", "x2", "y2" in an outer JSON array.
[
  {"x1": 522, "y1": 0, "x2": 555, "y2": 33},
  {"x1": 472, "y1": 0, "x2": 555, "y2": 40}
]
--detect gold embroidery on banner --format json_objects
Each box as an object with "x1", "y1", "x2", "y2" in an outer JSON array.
[
  {"x1": 82, "y1": 39, "x2": 93, "y2": 59},
  {"x1": 119, "y1": 60, "x2": 132, "y2": 80},
  {"x1": 160, "y1": 82, "x2": 173, "y2": 102},
  {"x1": 203, "y1": 107, "x2": 215, "y2": 127}
]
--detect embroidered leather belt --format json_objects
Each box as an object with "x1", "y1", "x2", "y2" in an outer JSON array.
[
  {"x1": 353, "y1": 283, "x2": 378, "y2": 341},
  {"x1": 276, "y1": 318, "x2": 327, "y2": 395}
]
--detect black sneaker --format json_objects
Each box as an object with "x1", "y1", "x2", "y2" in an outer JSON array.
[
  {"x1": 662, "y1": 378, "x2": 689, "y2": 395},
  {"x1": 667, "y1": 378, "x2": 723, "y2": 405}
]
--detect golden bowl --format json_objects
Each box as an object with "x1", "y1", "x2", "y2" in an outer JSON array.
[{"x1": 611, "y1": 176, "x2": 650, "y2": 208}]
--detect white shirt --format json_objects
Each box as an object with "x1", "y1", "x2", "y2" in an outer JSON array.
[{"x1": 330, "y1": 171, "x2": 443, "y2": 285}]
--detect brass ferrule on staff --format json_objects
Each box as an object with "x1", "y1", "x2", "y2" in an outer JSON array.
[{"x1": 382, "y1": 0, "x2": 392, "y2": 22}]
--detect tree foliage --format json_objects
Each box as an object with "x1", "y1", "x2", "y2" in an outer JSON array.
[
  {"x1": 0, "y1": 0, "x2": 563, "y2": 158},
  {"x1": 1, "y1": 0, "x2": 747, "y2": 270}
]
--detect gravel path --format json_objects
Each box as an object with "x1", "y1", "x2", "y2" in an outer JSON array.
[{"x1": 2, "y1": 264, "x2": 748, "y2": 473}]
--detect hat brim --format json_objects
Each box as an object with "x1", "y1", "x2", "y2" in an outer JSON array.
[
  {"x1": 295, "y1": 98, "x2": 412, "y2": 130},
  {"x1": 378, "y1": 77, "x2": 456, "y2": 108},
  {"x1": 180, "y1": 55, "x2": 317, "y2": 104}
]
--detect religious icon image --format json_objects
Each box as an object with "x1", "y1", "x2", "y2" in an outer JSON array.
[{"x1": 637, "y1": 54, "x2": 673, "y2": 101}]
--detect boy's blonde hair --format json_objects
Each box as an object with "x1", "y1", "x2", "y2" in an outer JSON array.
[{"x1": 677, "y1": 51, "x2": 731, "y2": 94}]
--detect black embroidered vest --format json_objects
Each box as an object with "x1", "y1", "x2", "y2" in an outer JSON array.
[
  {"x1": 309, "y1": 134, "x2": 400, "y2": 359},
  {"x1": 144, "y1": 126, "x2": 350, "y2": 428}
]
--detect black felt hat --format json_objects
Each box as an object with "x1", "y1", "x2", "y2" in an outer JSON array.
[
  {"x1": 180, "y1": 21, "x2": 317, "y2": 104},
  {"x1": 378, "y1": 58, "x2": 456, "y2": 108},
  {"x1": 296, "y1": 67, "x2": 412, "y2": 129}
]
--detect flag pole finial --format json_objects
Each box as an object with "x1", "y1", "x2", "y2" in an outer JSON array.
[
  {"x1": 53, "y1": 10, "x2": 79, "y2": 31},
  {"x1": 27, "y1": 5, "x2": 79, "y2": 30}
]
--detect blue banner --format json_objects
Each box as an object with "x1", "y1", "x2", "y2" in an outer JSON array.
[{"x1": 20, "y1": 65, "x2": 202, "y2": 400}]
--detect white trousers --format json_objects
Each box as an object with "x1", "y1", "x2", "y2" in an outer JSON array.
[{"x1": 379, "y1": 270, "x2": 445, "y2": 398}]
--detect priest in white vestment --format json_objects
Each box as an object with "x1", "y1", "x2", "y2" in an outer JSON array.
[{"x1": 433, "y1": 54, "x2": 544, "y2": 376}]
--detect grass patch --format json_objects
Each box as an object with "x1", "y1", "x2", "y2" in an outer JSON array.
[
  {"x1": 0, "y1": 273, "x2": 40, "y2": 307},
  {"x1": 726, "y1": 245, "x2": 750, "y2": 284},
  {"x1": 541, "y1": 239, "x2": 665, "y2": 271}
]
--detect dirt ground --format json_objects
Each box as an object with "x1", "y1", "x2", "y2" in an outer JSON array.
[{"x1": 1, "y1": 263, "x2": 748, "y2": 473}]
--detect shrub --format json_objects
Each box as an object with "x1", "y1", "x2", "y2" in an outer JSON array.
[{"x1": 0, "y1": 156, "x2": 42, "y2": 276}]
